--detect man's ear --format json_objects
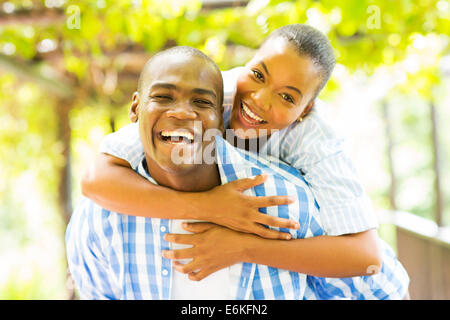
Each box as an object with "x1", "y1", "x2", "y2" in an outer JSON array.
[
  {"x1": 129, "y1": 91, "x2": 140, "y2": 123},
  {"x1": 219, "y1": 105, "x2": 225, "y2": 133}
]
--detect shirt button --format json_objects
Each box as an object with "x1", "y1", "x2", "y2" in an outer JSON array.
[
  {"x1": 160, "y1": 226, "x2": 166, "y2": 232},
  {"x1": 162, "y1": 269, "x2": 169, "y2": 276}
]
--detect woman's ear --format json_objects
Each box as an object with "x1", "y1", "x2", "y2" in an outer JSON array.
[
  {"x1": 298, "y1": 100, "x2": 315, "y2": 121},
  {"x1": 129, "y1": 92, "x2": 140, "y2": 123}
]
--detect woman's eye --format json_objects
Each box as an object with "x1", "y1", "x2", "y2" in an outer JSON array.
[
  {"x1": 280, "y1": 93, "x2": 294, "y2": 104},
  {"x1": 252, "y1": 69, "x2": 264, "y2": 82}
]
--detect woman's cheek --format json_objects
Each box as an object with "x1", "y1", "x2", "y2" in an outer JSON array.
[{"x1": 271, "y1": 110, "x2": 292, "y2": 128}]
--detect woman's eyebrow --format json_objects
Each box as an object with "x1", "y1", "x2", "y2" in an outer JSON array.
[
  {"x1": 285, "y1": 86, "x2": 303, "y2": 97},
  {"x1": 258, "y1": 61, "x2": 303, "y2": 98},
  {"x1": 259, "y1": 61, "x2": 270, "y2": 76}
]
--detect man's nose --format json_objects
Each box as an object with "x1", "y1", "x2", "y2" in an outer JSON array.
[
  {"x1": 166, "y1": 103, "x2": 197, "y2": 120},
  {"x1": 251, "y1": 88, "x2": 271, "y2": 111}
]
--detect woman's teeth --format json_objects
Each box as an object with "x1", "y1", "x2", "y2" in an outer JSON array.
[{"x1": 241, "y1": 102, "x2": 265, "y2": 123}]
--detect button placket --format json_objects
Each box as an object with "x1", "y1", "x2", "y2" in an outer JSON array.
[{"x1": 160, "y1": 219, "x2": 171, "y2": 299}]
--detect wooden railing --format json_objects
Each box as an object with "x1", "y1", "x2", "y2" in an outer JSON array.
[{"x1": 393, "y1": 211, "x2": 450, "y2": 300}]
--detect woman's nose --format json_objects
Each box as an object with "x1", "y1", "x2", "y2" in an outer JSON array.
[{"x1": 251, "y1": 89, "x2": 271, "y2": 111}]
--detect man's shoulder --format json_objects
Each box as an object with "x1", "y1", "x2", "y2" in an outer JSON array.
[
  {"x1": 69, "y1": 197, "x2": 118, "y2": 234},
  {"x1": 216, "y1": 136, "x2": 312, "y2": 192}
]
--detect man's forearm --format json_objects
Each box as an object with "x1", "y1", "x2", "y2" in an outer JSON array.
[{"x1": 240, "y1": 229, "x2": 382, "y2": 278}]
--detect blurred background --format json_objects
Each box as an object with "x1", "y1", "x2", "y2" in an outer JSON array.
[{"x1": 0, "y1": 0, "x2": 449, "y2": 299}]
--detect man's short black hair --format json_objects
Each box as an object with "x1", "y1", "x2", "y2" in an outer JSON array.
[
  {"x1": 137, "y1": 46, "x2": 224, "y2": 106},
  {"x1": 263, "y1": 24, "x2": 336, "y2": 99}
]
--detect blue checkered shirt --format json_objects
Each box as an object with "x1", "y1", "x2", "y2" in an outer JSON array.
[{"x1": 66, "y1": 135, "x2": 409, "y2": 300}]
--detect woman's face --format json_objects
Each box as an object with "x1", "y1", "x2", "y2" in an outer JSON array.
[{"x1": 230, "y1": 37, "x2": 323, "y2": 139}]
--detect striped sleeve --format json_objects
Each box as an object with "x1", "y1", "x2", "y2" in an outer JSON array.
[
  {"x1": 280, "y1": 103, "x2": 378, "y2": 236},
  {"x1": 221, "y1": 67, "x2": 244, "y2": 128},
  {"x1": 98, "y1": 122, "x2": 144, "y2": 170},
  {"x1": 65, "y1": 199, "x2": 119, "y2": 300},
  {"x1": 306, "y1": 239, "x2": 410, "y2": 300}
]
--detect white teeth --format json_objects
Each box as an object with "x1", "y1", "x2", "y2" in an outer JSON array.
[
  {"x1": 161, "y1": 130, "x2": 194, "y2": 140},
  {"x1": 242, "y1": 103, "x2": 264, "y2": 122}
]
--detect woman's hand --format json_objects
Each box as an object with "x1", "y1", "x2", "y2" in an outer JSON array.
[
  {"x1": 197, "y1": 173, "x2": 298, "y2": 240},
  {"x1": 162, "y1": 222, "x2": 252, "y2": 281}
]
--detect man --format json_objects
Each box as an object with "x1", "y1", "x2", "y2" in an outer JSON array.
[
  {"x1": 66, "y1": 46, "x2": 232, "y2": 299},
  {"x1": 66, "y1": 46, "x2": 408, "y2": 300}
]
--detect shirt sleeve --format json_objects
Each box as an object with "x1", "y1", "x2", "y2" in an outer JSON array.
[
  {"x1": 65, "y1": 199, "x2": 119, "y2": 300},
  {"x1": 98, "y1": 122, "x2": 144, "y2": 170},
  {"x1": 221, "y1": 67, "x2": 245, "y2": 129},
  {"x1": 306, "y1": 239, "x2": 410, "y2": 300},
  {"x1": 279, "y1": 102, "x2": 379, "y2": 236}
]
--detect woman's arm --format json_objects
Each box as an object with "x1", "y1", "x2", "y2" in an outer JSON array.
[
  {"x1": 163, "y1": 223, "x2": 382, "y2": 280},
  {"x1": 81, "y1": 153, "x2": 299, "y2": 240}
]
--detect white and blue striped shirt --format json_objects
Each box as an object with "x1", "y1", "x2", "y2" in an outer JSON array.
[{"x1": 66, "y1": 135, "x2": 409, "y2": 300}]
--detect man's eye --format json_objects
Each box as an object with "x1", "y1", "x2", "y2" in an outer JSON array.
[
  {"x1": 194, "y1": 99, "x2": 213, "y2": 106},
  {"x1": 152, "y1": 95, "x2": 172, "y2": 100},
  {"x1": 252, "y1": 69, "x2": 264, "y2": 82},
  {"x1": 280, "y1": 93, "x2": 294, "y2": 104}
]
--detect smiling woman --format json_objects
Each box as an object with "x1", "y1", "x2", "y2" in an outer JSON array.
[{"x1": 229, "y1": 25, "x2": 334, "y2": 139}]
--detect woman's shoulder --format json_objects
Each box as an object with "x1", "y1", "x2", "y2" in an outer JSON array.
[
  {"x1": 276, "y1": 99, "x2": 346, "y2": 165},
  {"x1": 284, "y1": 99, "x2": 341, "y2": 143},
  {"x1": 222, "y1": 66, "x2": 245, "y2": 93}
]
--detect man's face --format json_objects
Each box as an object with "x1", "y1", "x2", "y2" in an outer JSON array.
[{"x1": 132, "y1": 54, "x2": 223, "y2": 174}]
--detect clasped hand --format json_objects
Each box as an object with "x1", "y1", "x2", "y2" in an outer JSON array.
[{"x1": 162, "y1": 222, "x2": 253, "y2": 281}]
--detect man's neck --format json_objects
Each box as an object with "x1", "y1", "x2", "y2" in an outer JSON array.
[{"x1": 144, "y1": 156, "x2": 221, "y2": 192}]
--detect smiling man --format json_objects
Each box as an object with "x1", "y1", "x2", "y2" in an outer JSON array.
[
  {"x1": 65, "y1": 46, "x2": 233, "y2": 299},
  {"x1": 129, "y1": 47, "x2": 224, "y2": 190}
]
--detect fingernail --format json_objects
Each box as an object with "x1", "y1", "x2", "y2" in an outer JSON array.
[
  {"x1": 285, "y1": 234, "x2": 292, "y2": 240},
  {"x1": 293, "y1": 222, "x2": 300, "y2": 229}
]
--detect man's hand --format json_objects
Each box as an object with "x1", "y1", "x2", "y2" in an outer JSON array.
[
  {"x1": 198, "y1": 174, "x2": 298, "y2": 240},
  {"x1": 162, "y1": 222, "x2": 252, "y2": 281}
]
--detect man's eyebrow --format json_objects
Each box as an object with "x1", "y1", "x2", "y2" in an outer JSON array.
[
  {"x1": 192, "y1": 88, "x2": 217, "y2": 100},
  {"x1": 149, "y1": 82, "x2": 177, "y2": 91},
  {"x1": 259, "y1": 61, "x2": 270, "y2": 76},
  {"x1": 285, "y1": 86, "x2": 303, "y2": 97}
]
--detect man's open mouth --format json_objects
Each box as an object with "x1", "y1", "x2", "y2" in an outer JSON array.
[
  {"x1": 158, "y1": 129, "x2": 195, "y2": 144},
  {"x1": 240, "y1": 101, "x2": 267, "y2": 125}
]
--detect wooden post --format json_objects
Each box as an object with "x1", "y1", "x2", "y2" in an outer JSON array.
[
  {"x1": 56, "y1": 102, "x2": 73, "y2": 226},
  {"x1": 110, "y1": 116, "x2": 116, "y2": 133},
  {"x1": 430, "y1": 101, "x2": 443, "y2": 227},
  {"x1": 382, "y1": 100, "x2": 397, "y2": 210}
]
